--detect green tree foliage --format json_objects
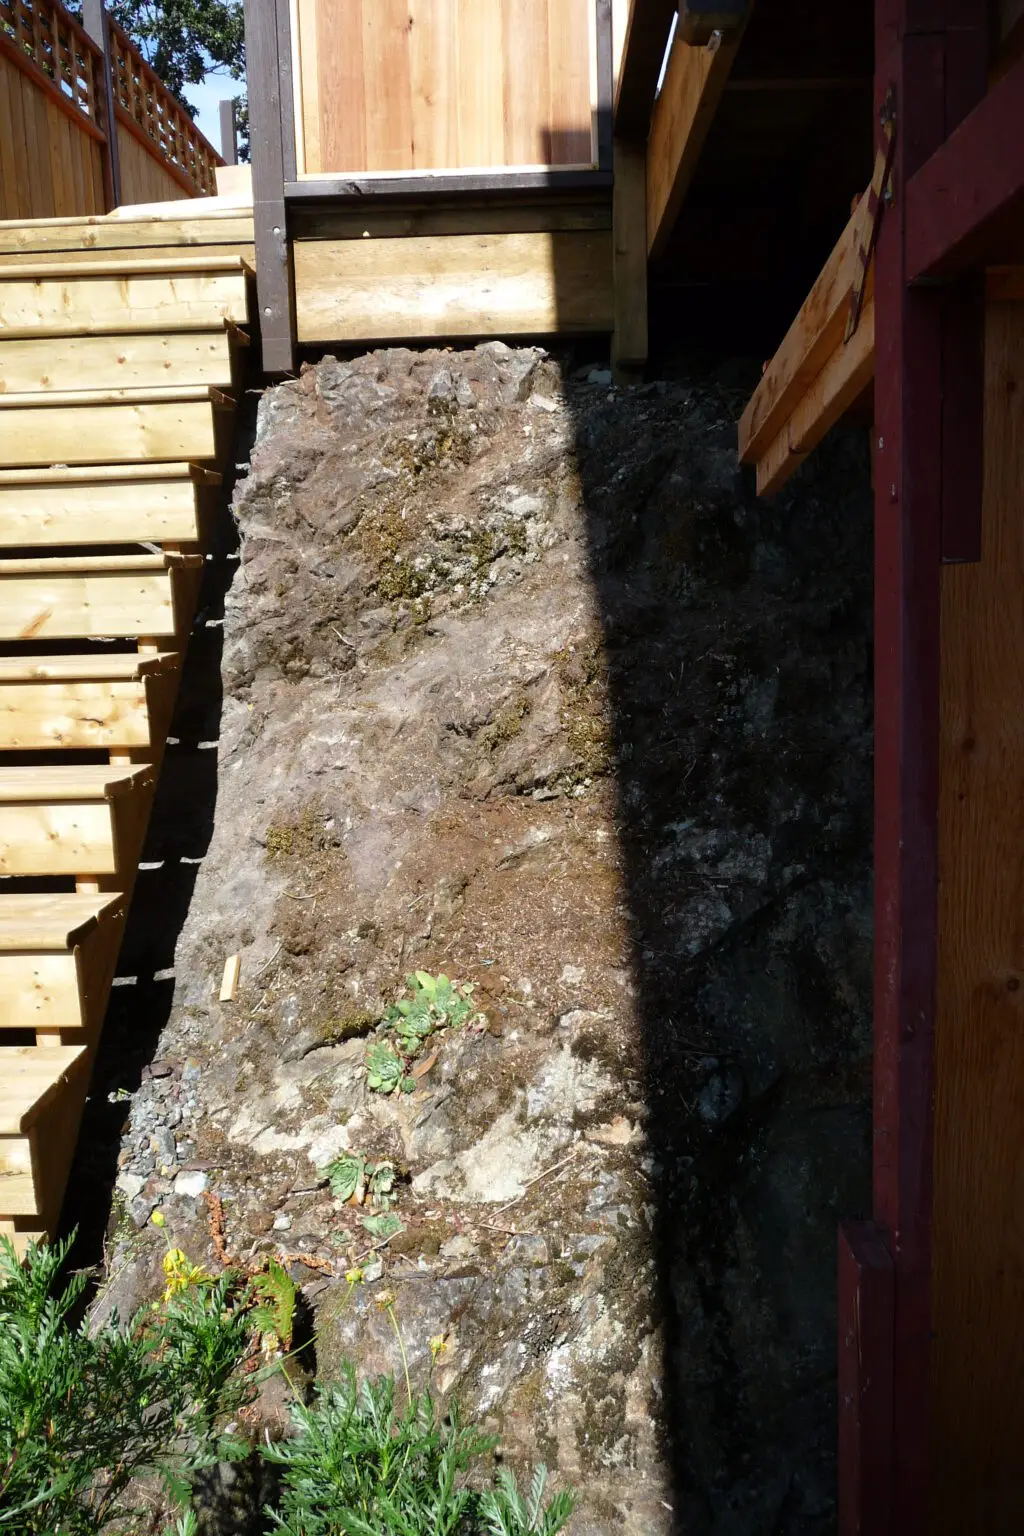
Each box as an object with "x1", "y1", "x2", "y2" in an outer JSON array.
[{"x1": 107, "y1": 0, "x2": 244, "y2": 118}]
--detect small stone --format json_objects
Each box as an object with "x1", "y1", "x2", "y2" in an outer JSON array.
[
  {"x1": 273, "y1": 1214, "x2": 292, "y2": 1231},
  {"x1": 130, "y1": 1194, "x2": 155, "y2": 1229},
  {"x1": 149, "y1": 1127, "x2": 176, "y2": 1164},
  {"x1": 173, "y1": 1170, "x2": 208, "y2": 1198},
  {"x1": 586, "y1": 1116, "x2": 639, "y2": 1148},
  {"x1": 439, "y1": 1234, "x2": 478, "y2": 1261},
  {"x1": 362, "y1": 1258, "x2": 384, "y2": 1283},
  {"x1": 698, "y1": 1067, "x2": 745, "y2": 1127},
  {"x1": 116, "y1": 1171, "x2": 146, "y2": 1201},
  {"x1": 559, "y1": 964, "x2": 585, "y2": 986},
  {"x1": 587, "y1": 368, "x2": 613, "y2": 386}
]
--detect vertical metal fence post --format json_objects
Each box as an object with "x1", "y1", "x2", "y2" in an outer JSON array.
[
  {"x1": 219, "y1": 98, "x2": 238, "y2": 165},
  {"x1": 82, "y1": 0, "x2": 121, "y2": 208}
]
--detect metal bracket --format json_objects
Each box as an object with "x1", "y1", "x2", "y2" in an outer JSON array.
[{"x1": 846, "y1": 86, "x2": 897, "y2": 341}]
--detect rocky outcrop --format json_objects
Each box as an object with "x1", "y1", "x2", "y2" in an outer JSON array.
[{"x1": 100, "y1": 343, "x2": 873, "y2": 1534}]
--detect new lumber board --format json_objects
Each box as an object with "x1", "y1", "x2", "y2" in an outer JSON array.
[
  {"x1": 0, "y1": 332, "x2": 239, "y2": 394},
  {"x1": 646, "y1": 24, "x2": 746, "y2": 261},
  {"x1": 738, "y1": 195, "x2": 870, "y2": 463},
  {"x1": 0, "y1": 679, "x2": 153, "y2": 750},
  {"x1": 0, "y1": 763, "x2": 154, "y2": 802},
  {"x1": 0, "y1": 565, "x2": 187, "y2": 641},
  {"x1": 0, "y1": 954, "x2": 85, "y2": 1032},
  {"x1": 0, "y1": 1047, "x2": 87, "y2": 1132},
  {"x1": 0, "y1": 215, "x2": 255, "y2": 254},
  {"x1": 0, "y1": 653, "x2": 176, "y2": 681},
  {"x1": 0, "y1": 255, "x2": 254, "y2": 279},
  {"x1": 756, "y1": 295, "x2": 875, "y2": 497},
  {"x1": 0, "y1": 270, "x2": 250, "y2": 337},
  {"x1": 0, "y1": 892, "x2": 123, "y2": 950},
  {"x1": 293, "y1": 229, "x2": 614, "y2": 342},
  {"x1": 0, "y1": 397, "x2": 226, "y2": 467},
  {"x1": 0, "y1": 475, "x2": 204, "y2": 547}
]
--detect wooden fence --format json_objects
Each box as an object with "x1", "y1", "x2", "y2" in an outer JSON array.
[{"x1": 0, "y1": 0, "x2": 221, "y2": 219}]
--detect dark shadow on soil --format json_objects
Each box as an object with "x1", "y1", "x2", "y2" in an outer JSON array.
[
  {"x1": 61, "y1": 393, "x2": 260, "y2": 1273},
  {"x1": 564, "y1": 354, "x2": 874, "y2": 1531}
]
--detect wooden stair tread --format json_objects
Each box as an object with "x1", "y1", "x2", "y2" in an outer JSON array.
[
  {"x1": 0, "y1": 462, "x2": 220, "y2": 486},
  {"x1": 0, "y1": 255, "x2": 254, "y2": 280},
  {"x1": 0, "y1": 553, "x2": 203, "y2": 573},
  {"x1": 0, "y1": 763, "x2": 154, "y2": 802},
  {"x1": 0, "y1": 386, "x2": 234, "y2": 409},
  {"x1": 0, "y1": 893, "x2": 123, "y2": 950},
  {"x1": 0, "y1": 1046, "x2": 88, "y2": 1132},
  {"x1": 0, "y1": 652, "x2": 176, "y2": 682}
]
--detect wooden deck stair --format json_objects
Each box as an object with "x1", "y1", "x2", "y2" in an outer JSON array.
[{"x1": 0, "y1": 222, "x2": 251, "y2": 1251}]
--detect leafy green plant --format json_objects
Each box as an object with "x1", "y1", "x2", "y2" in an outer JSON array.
[
  {"x1": 479, "y1": 1466, "x2": 577, "y2": 1536},
  {"x1": 321, "y1": 1155, "x2": 400, "y2": 1213},
  {"x1": 365, "y1": 1041, "x2": 408, "y2": 1095},
  {"x1": 361, "y1": 1213, "x2": 403, "y2": 1241},
  {"x1": 366, "y1": 973, "x2": 479, "y2": 1096},
  {"x1": 0, "y1": 1233, "x2": 253, "y2": 1534},
  {"x1": 250, "y1": 1260, "x2": 298, "y2": 1352},
  {"x1": 262, "y1": 1368, "x2": 575, "y2": 1536}
]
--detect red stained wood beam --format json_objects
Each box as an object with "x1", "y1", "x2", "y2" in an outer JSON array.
[
  {"x1": 905, "y1": 51, "x2": 1024, "y2": 284},
  {"x1": 838, "y1": 1221, "x2": 894, "y2": 1536}
]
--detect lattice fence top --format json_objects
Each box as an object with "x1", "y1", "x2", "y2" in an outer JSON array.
[
  {"x1": 0, "y1": 0, "x2": 103, "y2": 120},
  {"x1": 108, "y1": 18, "x2": 221, "y2": 196}
]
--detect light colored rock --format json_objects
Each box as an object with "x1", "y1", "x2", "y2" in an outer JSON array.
[{"x1": 173, "y1": 1170, "x2": 208, "y2": 1198}]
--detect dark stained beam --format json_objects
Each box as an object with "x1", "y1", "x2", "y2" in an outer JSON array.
[
  {"x1": 243, "y1": 0, "x2": 296, "y2": 373},
  {"x1": 905, "y1": 52, "x2": 1024, "y2": 284},
  {"x1": 614, "y1": 0, "x2": 677, "y2": 140}
]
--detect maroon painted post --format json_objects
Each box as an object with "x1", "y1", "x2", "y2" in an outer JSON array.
[
  {"x1": 838, "y1": 1222, "x2": 894, "y2": 1535},
  {"x1": 848, "y1": 3, "x2": 989, "y2": 1531}
]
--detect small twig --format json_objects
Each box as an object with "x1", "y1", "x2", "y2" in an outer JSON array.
[
  {"x1": 493, "y1": 1149, "x2": 582, "y2": 1216},
  {"x1": 282, "y1": 890, "x2": 315, "y2": 901},
  {"x1": 254, "y1": 941, "x2": 282, "y2": 978}
]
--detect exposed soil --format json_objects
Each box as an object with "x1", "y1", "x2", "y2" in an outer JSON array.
[{"x1": 85, "y1": 343, "x2": 874, "y2": 1534}]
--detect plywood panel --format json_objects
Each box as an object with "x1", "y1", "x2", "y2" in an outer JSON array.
[
  {"x1": 931, "y1": 300, "x2": 1024, "y2": 1532},
  {"x1": 295, "y1": 0, "x2": 595, "y2": 174},
  {"x1": 294, "y1": 228, "x2": 613, "y2": 341}
]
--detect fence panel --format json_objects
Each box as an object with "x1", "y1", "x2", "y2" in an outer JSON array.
[
  {"x1": 0, "y1": 0, "x2": 107, "y2": 218},
  {"x1": 109, "y1": 19, "x2": 221, "y2": 201}
]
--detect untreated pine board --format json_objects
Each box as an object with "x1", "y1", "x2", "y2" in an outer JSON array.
[
  {"x1": 0, "y1": 466, "x2": 205, "y2": 547},
  {"x1": 0, "y1": 954, "x2": 85, "y2": 1032},
  {"x1": 647, "y1": 24, "x2": 745, "y2": 260},
  {"x1": 0, "y1": 268, "x2": 250, "y2": 337},
  {"x1": 738, "y1": 196, "x2": 870, "y2": 464},
  {"x1": 0, "y1": 679, "x2": 151, "y2": 750},
  {"x1": 0, "y1": 394, "x2": 228, "y2": 467},
  {"x1": 0, "y1": 556, "x2": 200, "y2": 640},
  {"x1": 930, "y1": 301, "x2": 1024, "y2": 1535},
  {"x1": 0, "y1": 471, "x2": 204, "y2": 546},
  {"x1": 756, "y1": 296, "x2": 875, "y2": 497},
  {"x1": 293, "y1": 230, "x2": 614, "y2": 341},
  {"x1": 0, "y1": 331, "x2": 239, "y2": 393},
  {"x1": 0, "y1": 214, "x2": 255, "y2": 255},
  {"x1": 0, "y1": 1047, "x2": 88, "y2": 1132},
  {"x1": 0, "y1": 764, "x2": 154, "y2": 878}
]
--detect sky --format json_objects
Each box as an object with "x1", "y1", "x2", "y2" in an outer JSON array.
[{"x1": 189, "y1": 71, "x2": 239, "y2": 158}]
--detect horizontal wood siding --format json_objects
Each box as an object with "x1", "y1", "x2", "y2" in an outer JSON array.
[
  {"x1": 293, "y1": 228, "x2": 613, "y2": 341},
  {"x1": 0, "y1": 53, "x2": 106, "y2": 220},
  {"x1": 294, "y1": 0, "x2": 596, "y2": 176}
]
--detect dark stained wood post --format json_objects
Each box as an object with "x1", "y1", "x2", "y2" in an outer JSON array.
[
  {"x1": 243, "y1": 0, "x2": 296, "y2": 373},
  {"x1": 219, "y1": 98, "x2": 237, "y2": 165},
  {"x1": 82, "y1": 0, "x2": 121, "y2": 209},
  {"x1": 838, "y1": 3, "x2": 989, "y2": 1530}
]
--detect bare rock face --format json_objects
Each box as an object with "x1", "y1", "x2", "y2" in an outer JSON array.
[{"x1": 103, "y1": 342, "x2": 873, "y2": 1534}]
